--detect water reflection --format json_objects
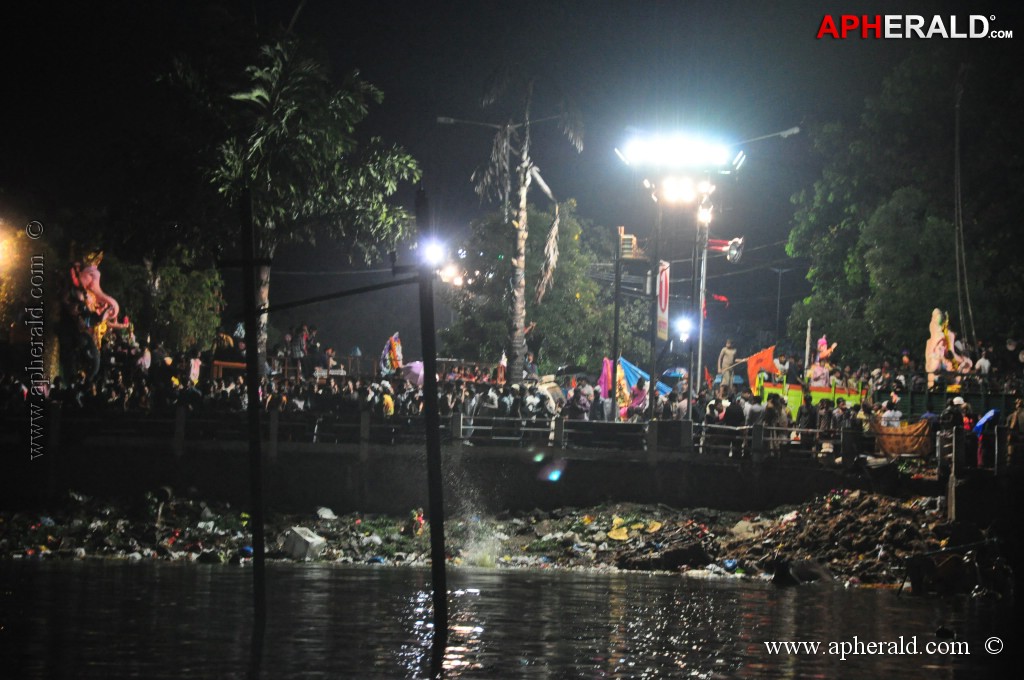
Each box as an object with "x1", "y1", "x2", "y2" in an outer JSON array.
[{"x1": 0, "y1": 561, "x2": 1010, "y2": 679}]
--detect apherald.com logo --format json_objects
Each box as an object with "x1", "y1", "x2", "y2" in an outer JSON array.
[{"x1": 817, "y1": 15, "x2": 1012, "y2": 39}]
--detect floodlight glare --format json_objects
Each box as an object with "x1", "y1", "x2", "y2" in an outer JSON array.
[
  {"x1": 422, "y1": 241, "x2": 446, "y2": 267},
  {"x1": 697, "y1": 201, "x2": 714, "y2": 226},
  {"x1": 674, "y1": 317, "x2": 693, "y2": 341},
  {"x1": 619, "y1": 134, "x2": 732, "y2": 170},
  {"x1": 662, "y1": 176, "x2": 696, "y2": 204},
  {"x1": 732, "y1": 151, "x2": 746, "y2": 171},
  {"x1": 439, "y1": 263, "x2": 459, "y2": 282}
]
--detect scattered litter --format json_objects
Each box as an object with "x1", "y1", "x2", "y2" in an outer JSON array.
[
  {"x1": 0, "y1": 490, "x2": 995, "y2": 587},
  {"x1": 282, "y1": 527, "x2": 327, "y2": 561}
]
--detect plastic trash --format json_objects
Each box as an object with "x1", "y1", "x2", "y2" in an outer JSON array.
[{"x1": 283, "y1": 526, "x2": 327, "y2": 560}]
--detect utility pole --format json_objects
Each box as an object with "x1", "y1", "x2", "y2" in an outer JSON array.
[
  {"x1": 771, "y1": 267, "x2": 792, "y2": 344},
  {"x1": 611, "y1": 236, "x2": 622, "y2": 421},
  {"x1": 648, "y1": 206, "x2": 663, "y2": 420}
]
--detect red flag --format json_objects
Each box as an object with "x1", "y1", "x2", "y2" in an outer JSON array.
[
  {"x1": 704, "y1": 366, "x2": 713, "y2": 388},
  {"x1": 746, "y1": 345, "x2": 776, "y2": 387},
  {"x1": 711, "y1": 293, "x2": 730, "y2": 308}
]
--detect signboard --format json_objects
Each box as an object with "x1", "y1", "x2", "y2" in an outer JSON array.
[{"x1": 657, "y1": 260, "x2": 670, "y2": 340}]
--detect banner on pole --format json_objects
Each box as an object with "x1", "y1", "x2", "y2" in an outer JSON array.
[{"x1": 657, "y1": 260, "x2": 670, "y2": 341}]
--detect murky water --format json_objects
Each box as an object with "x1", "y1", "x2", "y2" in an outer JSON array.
[{"x1": 0, "y1": 561, "x2": 1013, "y2": 678}]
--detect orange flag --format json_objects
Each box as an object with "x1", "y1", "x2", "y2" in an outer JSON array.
[{"x1": 746, "y1": 345, "x2": 776, "y2": 387}]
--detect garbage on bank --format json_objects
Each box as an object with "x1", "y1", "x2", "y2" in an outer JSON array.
[{"x1": 0, "y1": 488, "x2": 1011, "y2": 596}]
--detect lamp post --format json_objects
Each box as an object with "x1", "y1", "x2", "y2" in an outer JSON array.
[
  {"x1": 618, "y1": 134, "x2": 742, "y2": 419},
  {"x1": 618, "y1": 127, "x2": 799, "y2": 410},
  {"x1": 647, "y1": 206, "x2": 663, "y2": 420},
  {"x1": 395, "y1": 232, "x2": 452, "y2": 678},
  {"x1": 694, "y1": 188, "x2": 714, "y2": 403}
]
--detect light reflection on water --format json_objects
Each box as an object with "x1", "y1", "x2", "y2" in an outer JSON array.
[{"x1": 0, "y1": 560, "x2": 1011, "y2": 679}]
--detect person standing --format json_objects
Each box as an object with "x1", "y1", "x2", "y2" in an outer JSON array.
[
  {"x1": 621, "y1": 377, "x2": 649, "y2": 421},
  {"x1": 566, "y1": 387, "x2": 591, "y2": 421},
  {"x1": 718, "y1": 339, "x2": 738, "y2": 397},
  {"x1": 1005, "y1": 396, "x2": 1024, "y2": 466},
  {"x1": 773, "y1": 352, "x2": 791, "y2": 383},
  {"x1": 524, "y1": 352, "x2": 539, "y2": 381}
]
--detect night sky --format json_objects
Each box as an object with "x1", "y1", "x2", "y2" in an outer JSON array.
[{"x1": 3, "y1": 0, "x2": 1006, "y2": 363}]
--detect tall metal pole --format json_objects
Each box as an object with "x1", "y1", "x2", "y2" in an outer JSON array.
[
  {"x1": 771, "y1": 267, "x2": 792, "y2": 344},
  {"x1": 240, "y1": 189, "x2": 267, "y2": 674},
  {"x1": 611, "y1": 240, "x2": 622, "y2": 421},
  {"x1": 695, "y1": 223, "x2": 709, "y2": 397},
  {"x1": 687, "y1": 224, "x2": 699, "y2": 416},
  {"x1": 419, "y1": 266, "x2": 449, "y2": 678},
  {"x1": 648, "y1": 205, "x2": 663, "y2": 420},
  {"x1": 415, "y1": 187, "x2": 448, "y2": 678}
]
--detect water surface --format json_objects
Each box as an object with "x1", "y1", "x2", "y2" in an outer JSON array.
[{"x1": 0, "y1": 561, "x2": 1012, "y2": 678}]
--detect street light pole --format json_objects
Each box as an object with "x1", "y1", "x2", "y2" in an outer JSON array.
[
  {"x1": 611, "y1": 239, "x2": 622, "y2": 421},
  {"x1": 648, "y1": 205, "x2": 663, "y2": 420},
  {"x1": 771, "y1": 267, "x2": 792, "y2": 344},
  {"x1": 695, "y1": 221, "x2": 709, "y2": 399},
  {"x1": 687, "y1": 223, "x2": 700, "y2": 417}
]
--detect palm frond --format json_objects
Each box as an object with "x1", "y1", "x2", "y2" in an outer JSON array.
[
  {"x1": 471, "y1": 125, "x2": 516, "y2": 206},
  {"x1": 480, "y1": 63, "x2": 514, "y2": 107},
  {"x1": 559, "y1": 103, "x2": 585, "y2": 153},
  {"x1": 535, "y1": 201, "x2": 560, "y2": 303},
  {"x1": 530, "y1": 165, "x2": 554, "y2": 202}
]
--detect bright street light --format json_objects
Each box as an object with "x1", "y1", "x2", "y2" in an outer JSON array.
[
  {"x1": 617, "y1": 134, "x2": 736, "y2": 171},
  {"x1": 617, "y1": 130, "x2": 743, "y2": 418},
  {"x1": 696, "y1": 196, "x2": 714, "y2": 226},
  {"x1": 661, "y1": 176, "x2": 697, "y2": 204},
  {"x1": 421, "y1": 240, "x2": 446, "y2": 268},
  {"x1": 674, "y1": 316, "x2": 693, "y2": 342}
]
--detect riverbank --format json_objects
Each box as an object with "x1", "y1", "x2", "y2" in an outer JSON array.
[{"x1": 2, "y1": 486, "x2": 984, "y2": 588}]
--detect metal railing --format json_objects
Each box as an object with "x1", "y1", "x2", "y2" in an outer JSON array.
[{"x1": 5, "y1": 407, "x2": 1014, "y2": 473}]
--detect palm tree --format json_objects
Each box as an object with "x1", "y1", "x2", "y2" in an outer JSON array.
[{"x1": 469, "y1": 68, "x2": 582, "y2": 377}]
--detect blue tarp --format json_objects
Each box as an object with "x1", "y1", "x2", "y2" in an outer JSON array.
[
  {"x1": 974, "y1": 408, "x2": 999, "y2": 434},
  {"x1": 618, "y1": 356, "x2": 672, "y2": 397}
]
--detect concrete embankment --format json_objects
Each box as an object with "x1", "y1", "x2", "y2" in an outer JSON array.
[{"x1": 4, "y1": 416, "x2": 918, "y2": 514}]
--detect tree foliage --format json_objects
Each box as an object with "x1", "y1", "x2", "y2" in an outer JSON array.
[
  {"x1": 787, "y1": 45, "x2": 1024, "y2": 362},
  {"x1": 210, "y1": 40, "x2": 420, "y2": 260},
  {"x1": 468, "y1": 66, "x2": 583, "y2": 377},
  {"x1": 176, "y1": 36, "x2": 420, "y2": 359},
  {"x1": 440, "y1": 202, "x2": 622, "y2": 375},
  {"x1": 101, "y1": 255, "x2": 224, "y2": 353}
]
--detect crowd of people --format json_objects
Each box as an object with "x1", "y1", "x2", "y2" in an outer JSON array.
[{"x1": 3, "y1": 315, "x2": 1024, "y2": 455}]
